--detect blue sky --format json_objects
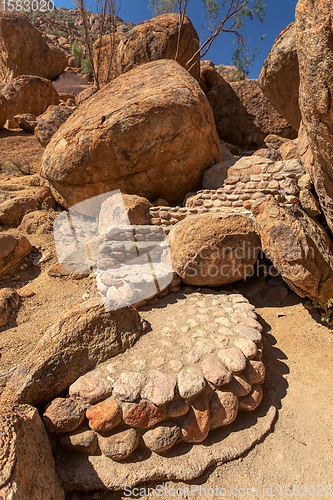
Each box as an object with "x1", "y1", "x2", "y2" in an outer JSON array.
[{"x1": 55, "y1": 0, "x2": 298, "y2": 78}]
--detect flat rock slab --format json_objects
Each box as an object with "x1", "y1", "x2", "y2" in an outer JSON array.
[{"x1": 56, "y1": 404, "x2": 276, "y2": 491}]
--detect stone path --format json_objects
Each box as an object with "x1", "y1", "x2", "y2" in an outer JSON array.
[{"x1": 43, "y1": 288, "x2": 268, "y2": 485}]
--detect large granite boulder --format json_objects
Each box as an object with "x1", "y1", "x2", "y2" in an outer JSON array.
[
  {"x1": 167, "y1": 212, "x2": 261, "y2": 286},
  {"x1": 0, "y1": 297, "x2": 144, "y2": 406},
  {"x1": 0, "y1": 405, "x2": 65, "y2": 499},
  {"x1": 41, "y1": 60, "x2": 222, "y2": 210},
  {"x1": 93, "y1": 13, "x2": 200, "y2": 86},
  {"x1": 0, "y1": 13, "x2": 67, "y2": 82},
  {"x1": 199, "y1": 60, "x2": 224, "y2": 91},
  {"x1": 1, "y1": 75, "x2": 60, "y2": 121},
  {"x1": 252, "y1": 197, "x2": 333, "y2": 302},
  {"x1": 296, "y1": 0, "x2": 333, "y2": 233},
  {"x1": 259, "y1": 22, "x2": 301, "y2": 131},
  {"x1": 206, "y1": 79, "x2": 296, "y2": 152}
]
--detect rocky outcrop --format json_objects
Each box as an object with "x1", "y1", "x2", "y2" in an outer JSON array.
[
  {"x1": 252, "y1": 197, "x2": 333, "y2": 302},
  {"x1": 0, "y1": 13, "x2": 67, "y2": 82},
  {"x1": 13, "y1": 113, "x2": 37, "y2": 133},
  {"x1": 167, "y1": 213, "x2": 261, "y2": 286},
  {"x1": 34, "y1": 104, "x2": 74, "y2": 147},
  {"x1": 93, "y1": 13, "x2": 200, "y2": 86},
  {"x1": 259, "y1": 22, "x2": 301, "y2": 130},
  {"x1": 1, "y1": 76, "x2": 60, "y2": 121},
  {"x1": 0, "y1": 94, "x2": 7, "y2": 128},
  {"x1": 0, "y1": 233, "x2": 31, "y2": 278},
  {"x1": 206, "y1": 79, "x2": 296, "y2": 152},
  {"x1": 41, "y1": 60, "x2": 222, "y2": 210},
  {"x1": 296, "y1": 0, "x2": 333, "y2": 233},
  {"x1": 0, "y1": 297, "x2": 145, "y2": 406},
  {"x1": 199, "y1": 61, "x2": 224, "y2": 91},
  {"x1": 0, "y1": 405, "x2": 65, "y2": 499}
]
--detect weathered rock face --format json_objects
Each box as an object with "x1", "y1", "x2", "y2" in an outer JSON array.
[
  {"x1": 34, "y1": 104, "x2": 74, "y2": 147},
  {"x1": 93, "y1": 14, "x2": 200, "y2": 86},
  {"x1": 98, "y1": 193, "x2": 152, "y2": 235},
  {"x1": 0, "y1": 405, "x2": 65, "y2": 499},
  {"x1": 41, "y1": 60, "x2": 222, "y2": 209},
  {"x1": 259, "y1": 22, "x2": 301, "y2": 130},
  {"x1": 0, "y1": 297, "x2": 144, "y2": 406},
  {"x1": 13, "y1": 113, "x2": 37, "y2": 133},
  {"x1": 0, "y1": 233, "x2": 31, "y2": 278},
  {"x1": 296, "y1": 0, "x2": 333, "y2": 233},
  {"x1": 168, "y1": 213, "x2": 261, "y2": 286},
  {"x1": 0, "y1": 93, "x2": 7, "y2": 129},
  {"x1": 206, "y1": 79, "x2": 296, "y2": 152},
  {"x1": 0, "y1": 13, "x2": 67, "y2": 82},
  {"x1": 0, "y1": 288, "x2": 19, "y2": 328},
  {"x1": 252, "y1": 197, "x2": 333, "y2": 302},
  {"x1": 1, "y1": 76, "x2": 60, "y2": 121},
  {"x1": 199, "y1": 61, "x2": 224, "y2": 91}
]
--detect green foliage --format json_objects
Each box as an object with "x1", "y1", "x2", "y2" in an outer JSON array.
[
  {"x1": 305, "y1": 298, "x2": 333, "y2": 327},
  {"x1": 71, "y1": 40, "x2": 84, "y2": 67},
  {"x1": 148, "y1": 0, "x2": 179, "y2": 15},
  {"x1": 49, "y1": 29, "x2": 67, "y2": 37},
  {"x1": 81, "y1": 56, "x2": 93, "y2": 76},
  {"x1": 31, "y1": 12, "x2": 38, "y2": 21}
]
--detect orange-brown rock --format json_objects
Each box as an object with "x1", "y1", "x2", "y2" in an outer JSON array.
[
  {"x1": 0, "y1": 405, "x2": 65, "y2": 499},
  {"x1": 168, "y1": 213, "x2": 261, "y2": 286},
  {"x1": 0, "y1": 298, "x2": 143, "y2": 406},
  {"x1": 206, "y1": 79, "x2": 296, "y2": 152},
  {"x1": 41, "y1": 60, "x2": 221, "y2": 210},
  {"x1": 98, "y1": 193, "x2": 152, "y2": 235},
  {"x1": 93, "y1": 14, "x2": 200, "y2": 86},
  {"x1": 123, "y1": 401, "x2": 166, "y2": 429},
  {"x1": 43, "y1": 397, "x2": 88, "y2": 433},
  {"x1": 180, "y1": 391, "x2": 210, "y2": 443},
  {"x1": 0, "y1": 232, "x2": 31, "y2": 278},
  {"x1": 296, "y1": 0, "x2": 333, "y2": 233},
  {"x1": 0, "y1": 93, "x2": 7, "y2": 129},
  {"x1": 0, "y1": 288, "x2": 19, "y2": 327},
  {"x1": 259, "y1": 22, "x2": 301, "y2": 130},
  {"x1": 238, "y1": 384, "x2": 263, "y2": 411},
  {"x1": 34, "y1": 104, "x2": 74, "y2": 147},
  {"x1": 252, "y1": 197, "x2": 333, "y2": 301},
  {"x1": 86, "y1": 397, "x2": 122, "y2": 433},
  {"x1": 1, "y1": 75, "x2": 59, "y2": 121},
  {"x1": 209, "y1": 389, "x2": 238, "y2": 430},
  {"x1": 0, "y1": 13, "x2": 67, "y2": 82},
  {"x1": 199, "y1": 61, "x2": 224, "y2": 91}
]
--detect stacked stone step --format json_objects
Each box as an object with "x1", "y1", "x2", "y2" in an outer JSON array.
[
  {"x1": 42, "y1": 289, "x2": 265, "y2": 460},
  {"x1": 95, "y1": 224, "x2": 181, "y2": 308},
  {"x1": 149, "y1": 205, "x2": 251, "y2": 234}
]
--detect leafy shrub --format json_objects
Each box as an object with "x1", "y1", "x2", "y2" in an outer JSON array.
[
  {"x1": 71, "y1": 40, "x2": 84, "y2": 67},
  {"x1": 305, "y1": 298, "x2": 333, "y2": 326},
  {"x1": 81, "y1": 57, "x2": 93, "y2": 77}
]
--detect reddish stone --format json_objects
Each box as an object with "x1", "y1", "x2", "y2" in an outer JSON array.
[
  {"x1": 86, "y1": 397, "x2": 122, "y2": 433},
  {"x1": 180, "y1": 391, "x2": 210, "y2": 443},
  {"x1": 123, "y1": 401, "x2": 166, "y2": 429},
  {"x1": 209, "y1": 390, "x2": 238, "y2": 430},
  {"x1": 238, "y1": 384, "x2": 263, "y2": 411}
]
